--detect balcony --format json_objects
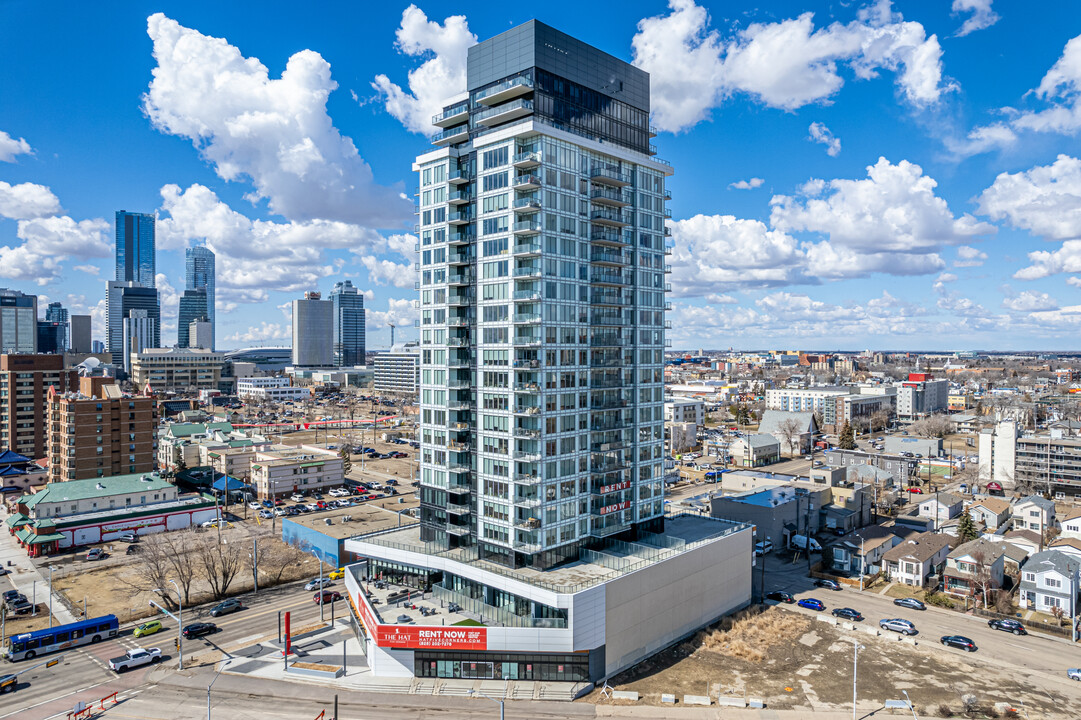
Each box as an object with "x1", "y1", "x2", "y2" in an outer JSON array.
[
  {"x1": 514, "y1": 382, "x2": 540, "y2": 393},
  {"x1": 433, "y1": 125, "x2": 469, "y2": 146},
  {"x1": 512, "y1": 150, "x2": 541, "y2": 169},
  {"x1": 513, "y1": 289, "x2": 541, "y2": 301},
  {"x1": 664, "y1": 263, "x2": 672, "y2": 273},
  {"x1": 590, "y1": 334, "x2": 626, "y2": 347},
  {"x1": 448, "y1": 441, "x2": 471, "y2": 452},
  {"x1": 512, "y1": 335, "x2": 541, "y2": 347},
  {"x1": 447, "y1": 294, "x2": 473, "y2": 306},
  {"x1": 447, "y1": 354, "x2": 472, "y2": 368},
  {"x1": 447, "y1": 376, "x2": 472, "y2": 389},
  {"x1": 447, "y1": 250, "x2": 474, "y2": 265},
  {"x1": 433, "y1": 103, "x2": 469, "y2": 128},
  {"x1": 513, "y1": 197, "x2": 541, "y2": 213},
  {"x1": 591, "y1": 228, "x2": 627, "y2": 246},
  {"x1": 513, "y1": 265, "x2": 542, "y2": 278},
  {"x1": 449, "y1": 229, "x2": 476, "y2": 245},
  {"x1": 513, "y1": 427, "x2": 541, "y2": 439},
  {"x1": 514, "y1": 405, "x2": 541, "y2": 416},
  {"x1": 590, "y1": 250, "x2": 628, "y2": 266},
  {"x1": 590, "y1": 271, "x2": 627, "y2": 286},
  {"x1": 448, "y1": 463, "x2": 471, "y2": 473},
  {"x1": 590, "y1": 166, "x2": 632, "y2": 186},
  {"x1": 448, "y1": 189, "x2": 473, "y2": 205},
  {"x1": 514, "y1": 451, "x2": 542, "y2": 463},
  {"x1": 513, "y1": 220, "x2": 541, "y2": 236},
  {"x1": 475, "y1": 76, "x2": 534, "y2": 105},
  {"x1": 475, "y1": 98, "x2": 534, "y2": 127},
  {"x1": 590, "y1": 208, "x2": 630, "y2": 227},
  {"x1": 447, "y1": 502, "x2": 471, "y2": 516},
  {"x1": 448, "y1": 209, "x2": 473, "y2": 225},
  {"x1": 449, "y1": 421, "x2": 470, "y2": 431},
  {"x1": 447, "y1": 271, "x2": 473, "y2": 285},
  {"x1": 512, "y1": 240, "x2": 541, "y2": 256},
  {"x1": 448, "y1": 168, "x2": 473, "y2": 185},
  {"x1": 447, "y1": 524, "x2": 472, "y2": 537},
  {"x1": 446, "y1": 338, "x2": 468, "y2": 348},
  {"x1": 591, "y1": 290, "x2": 627, "y2": 306},
  {"x1": 591, "y1": 397, "x2": 628, "y2": 410},
  {"x1": 515, "y1": 473, "x2": 540, "y2": 483},
  {"x1": 513, "y1": 174, "x2": 542, "y2": 190},
  {"x1": 447, "y1": 398, "x2": 471, "y2": 409},
  {"x1": 590, "y1": 313, "x2": 623, "y2": 326},
  {"x1": 513, "y1": 313, "x2": 541, "y2": 324},
  {"x1": 512, "y1": 358, "x2": 540, "y2": 368},
  {"x1": 590, "y1": 187, "x2": 631, "y2": 207}
]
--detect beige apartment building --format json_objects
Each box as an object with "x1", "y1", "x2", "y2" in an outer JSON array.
[
  {"x1": 249, "y1": 444, "x2": 343, "y2": 500},
  {"x1": 1, "y1": 354, "x2": 79, "y2": 458},
  {"x1": 130, "y1": 347, "x2": 224, "y2": 392}
]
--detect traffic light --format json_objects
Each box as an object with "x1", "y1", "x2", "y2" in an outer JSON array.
[{"x1": 174, "y1": 638, "x2": 180, "y2": 651}]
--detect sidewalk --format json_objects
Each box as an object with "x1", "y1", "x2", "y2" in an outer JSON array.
[{"x1": 0, "y1": 509, "x2": 76, "y2": 624}]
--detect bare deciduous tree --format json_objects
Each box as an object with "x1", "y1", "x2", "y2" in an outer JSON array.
[
  {"x1": 777, "y1": 418, "x2": 803, "y2": 456},
  {"x1": 196, "y1": 534, "x2": 246, "y2": 600}
]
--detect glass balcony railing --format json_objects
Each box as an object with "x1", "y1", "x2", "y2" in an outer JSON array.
[
  {"x1": 475, "y1": 76, "x2": 534, "y2": 104},
  {"x1": 432, "y1": 125, "x2": 469, "y2": 145},
  {"x1": 474, "y1": 99, "x2": 533, "y2": 126}
]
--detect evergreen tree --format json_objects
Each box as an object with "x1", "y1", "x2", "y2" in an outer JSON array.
[
  {"x1": 838, "y1": 421, "x2": 856, "y2": 450},
  {"x1": 339, "y1": 445, "x2": 352, "y2": 475},
  {"x1": 957, "y1": 510, "x2": 979, "y2": 542}
]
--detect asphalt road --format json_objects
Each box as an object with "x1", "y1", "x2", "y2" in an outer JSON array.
[
  {"x1": 760, "y1": 552, "x2": 1081, "y2": 687},
  {"x1": 1, "y1": 577, "x2": 338, "y2": 720}
]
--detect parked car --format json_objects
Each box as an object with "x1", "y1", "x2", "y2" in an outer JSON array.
[
  {"x1": 273, "y1": 507, "x2": 286, "y2": 517},
  {"x1": 814, "y1": 579, "x2": 843, "y2": 591},
  {"x1": 290, "y1": 493, "x2": 306, "y2": 503},
  {"x1": 4, "y1": 593, "x2": 27, "y2": 607},
  {"x1": 766, "y1": 591, "x2": 794, "y2": 604},
  {"x1": 305, "y1": 578, "x2": 333, "y2": 591},
  {"x1": 832, "y1": 607, "x2": 864, "y2": 622},
  {"x1": 133, "y1": 620, "x2": 163, "y2": 638},
  {"x1": 988, "y1": 618, "x2": 1028, "y2": 635},
  {"x1": 305, "y1": 503, "x2": 320, "y2": 511},
  {"x1": 906, "y1": 487, "x2": 924, "y2": 494},
  {"x1": 86, "y1": 548, "x2": 105, "y2": 561},
  {"x1": 201, "y1": 519, "x2": 227, "y2": 528},
  {"x1": 182, "y1": 622, "x2": 218, "y2": 639},
  {"x1": 940, "y1": 635, "x2": 977, "y2": 652},
  {"x1": 328, "y1": 568, "x2": 346, "y2": 580},
  {"x1": 797, "y1": 598, "x2": 826, "y2": 611},
  {"x1": 8, "y1": 600, "x2": 33, "y2": 615},
  {"x1": 1068, "y1": 668, "x2": 1081, "y2": 681},
  {"x1": 117, "y1": 533, "x2": 138, "y2": 543},
  {"x1": 313, "y1": 590, "x2": 342, "y2": 605},
  {"x1": 893, "y1": 597, "x2": 926, "y2": 611},
  {"x1": 209, "y1": 599, "x2": 243, "y2": 617},
  {"x1": 258, "y1": 510, "x2": 274, "y2": 519},
  {"x1": 880, "y1": 618, "x2": 917, "y2": 635},
  {"x1": 248, "y1": 501, "x2": 262, "y2": 510}
]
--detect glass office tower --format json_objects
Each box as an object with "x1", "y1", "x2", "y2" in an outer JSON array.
[
  {"x1": 45, "y1": 301, "x2": 69, "y2": 353},
  {"x1": 115, "y1": 211, "x2": 156, "y2": 287},
  {"x1": 185, "y1": 246, "x2": 216, "y2": 349},
  {"x1": 177, "y1": 289, "x2": 208, "y2": 348},
  {"x1": 415, "y1": 20, "x2": 672, "y2": 569},
  {"x1": 330, "y1": 280, "x2": 366, "y2": 367}
]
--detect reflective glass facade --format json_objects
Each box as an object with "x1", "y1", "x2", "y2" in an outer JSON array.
[
  {"x1": 185, "y1": 246, "x2": 216, "y2": 349},
  {"x1": 115, "y1": 211, "x2": 156, "y2": 287},
  {"x1": 330, "y1": 280, "x2": 365, "y2": 367}
]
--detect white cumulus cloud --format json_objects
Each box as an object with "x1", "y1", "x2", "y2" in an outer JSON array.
[
  {"x1": 143, "y1": 13, "x2": 409, "y2": 228},
  {"x1": 226, "y1": 322, "x2": 290, "y2": 343},
  {"x1": 358, "y1": 255, "x2": 414, "y2": 288},
  {"x1": 633, "y1": 0, "x2": 952, "y2": 132},
  {"x1": 770, "y1": 157, "x2": 994, "y2": 253},
  {"x1": 954, "y1": 245, "x2": 988, "y2": 267},
  {"x1": 1003, "y1": 290, "x2": 1058, "y2": 312},
  {"x1": 808, "y1": 122, "x2": 841, "y2": 156},
  {"x1": 728, "y1": 177, "x2": 764, "y2": 190},
  {"x1": 371, "y1": 5, "x2": 476, "y2": 136},
  {"x1": 0, "y1": 131, "x2": 32, "y2": 163},
  {"x1": 977, "y1": 154, "x2": 1081, "y2": 241},
  {"x1": 0, "y1": 181, "x2": 62, "y2": 220},
  {"x1": 952, "y1": 0, "x2": 1000, "y2": 37},
  {"x1": 0, "y1": 216, "x2": 111, "y2": 285}
]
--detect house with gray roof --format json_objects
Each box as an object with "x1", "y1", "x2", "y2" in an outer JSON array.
[
  {"x1": 730, "y1": 434, "x2": 781, "y2": 468},
  {"x1": 1012, "y1": 495, "x2": 1057, "y2": 536},
  {"x1": 1019, "y1": 549, "x2": 1080, "y2": 616},
  {"x1": 918, "y1": 492, "x2": 964, "y2": 525},
  {"x1": 757, "y1": 410, "x2": 819, "y2": 455},
  {"x1": 881, "y1": 532, "x2": 952, "y2": 587}
]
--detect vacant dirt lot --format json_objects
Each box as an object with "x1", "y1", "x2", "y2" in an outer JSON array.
[{"x1": 586, "y1": 607, "x2": 1081, "y2": 718}]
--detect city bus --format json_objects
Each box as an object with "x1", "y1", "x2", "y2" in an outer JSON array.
[{"x1": 2, "y1": 615, "x2": 119, "y2": 661}]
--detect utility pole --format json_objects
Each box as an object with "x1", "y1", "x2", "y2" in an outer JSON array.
[
  {"x1": 252, "y1": 539, "x2": 259, "y2": 594},
  {"x1": 851, "y1": 641, "x2": 865, "y2": 720},
  {"x1": 48, "y1": 565, "x2": 53, "y2": 628}
]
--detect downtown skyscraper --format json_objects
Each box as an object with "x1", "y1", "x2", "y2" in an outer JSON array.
[
  {"x1": 108, "y1": 211, "x2": 159, "y2": 366},
  {"x1": 185, "y1": 245, "x2": 216, "y2": 349},
  {"x1": 115, "y1": 211, "x2": 156, "y2": 287},
  {"x1": 330, "y1": 279, "x2": 365, "y2": 367},
  {"x1": 414, "y1": 21, "x2": 672, "y2": 569}
]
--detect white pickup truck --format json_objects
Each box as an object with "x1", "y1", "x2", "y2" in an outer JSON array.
[{"x1": 108, "y1": 647, "x2": 162, "y2": 672}]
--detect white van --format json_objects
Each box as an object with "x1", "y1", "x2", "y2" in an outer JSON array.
[{"x1": 755, "y1": 540, "x2": 774, "y2": 556}]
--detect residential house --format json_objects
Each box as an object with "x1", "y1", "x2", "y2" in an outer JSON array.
[
  {"x1": 882, "y1": 532, "x2": 952, "y2": 587},
  {"x1": 730, "y1": 434, "x2": 781, "y2": 468},
  {"x1": 1049, "y1": 537, "x2": 1081, "y2": 561},
  {"x1": 1060, "y1": 507, "x2": 1081, "y2": 540},
  {"x1": 1001, "y1": 529, "x2": 1043, "y2": 557},
  {"x1": 1019, "y1": 550, "x2": 1080, "y2": 616},
  {"x1": 829, "y1": 525, "x2": 908, "y2": 575},
  {"x1": 966, "y1": 497, "x2": 1011, "y2": 532},
  {"x1": 1011, "y1": 495, "x2": 1057, "y2": 536},
  {"x1": 944, "y1": 538, "x2": 1009, "y2": 598},
  {"x1": 918, "y1": 492, "x2": 964, "y2": 525},
  {"x1": 757, "y1": 410, "x2": 819, "y2": 455}
]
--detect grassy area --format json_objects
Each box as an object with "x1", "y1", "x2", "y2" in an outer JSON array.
[
  {"x1": 452, "y1": 618, "x2": 485, "y2": 627},
  {"x1": 884, "y1": 583, "x2": 926, "y2": 601}
]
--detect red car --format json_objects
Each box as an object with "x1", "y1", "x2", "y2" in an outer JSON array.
[
  {"x1": 316, "y1": 501, "x2": 328, "y2": 509},
  {"x1": 906, "y1": 487, "x2": 924, "y2": 494},
  {"x1": 314, "y1": 590, "x2": 342, "y2": 604}
]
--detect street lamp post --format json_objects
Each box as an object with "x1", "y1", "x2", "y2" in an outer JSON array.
[
  {"x1": 48, "y1": 565, "x2": 53, "y2": 628},
  {"x1": 902, "y1": 689, "x2": 919, "y2": 720},
  {"x1": 859, "y1": 535, "x2": 866, "y2": 592},
  {"x1": 470, "y1": 689, "x2": 505, "y2": 720},
  {"x1": 851, "y1": 640, "x2": 865, "y2": 720},
  {"x1": 207, "y1": 658, "x2": 233, "y2": 720},
  {"x1": 169, "y1": 579, "x2": 183, "y2": 671}
]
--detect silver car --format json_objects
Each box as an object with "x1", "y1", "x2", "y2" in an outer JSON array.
[{"x1": 880, "y1": 618, "x2": 917, "y2": 636}]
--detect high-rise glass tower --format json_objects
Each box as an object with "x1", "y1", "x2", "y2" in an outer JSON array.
[
  {"x1": 45, "y1": 301, "x2": 69, "y2": 353},
  {"x1": 330, "y1": 280, "x2": 365, "y2": 367},
  {"x1": 185, "y1": 246, "x2": 216, "y2": 349},
  {"x1": 115, "y1": 211, "x2": 156, "y2": 287},
  {"x1": 177, "y1": 289, "x2": 208, "y2": 348},
  {"x1": 291, "y1": 291, "x2": 333, "y2": 367},
  {"x1": 106, "y1": 281, "x2": 160, "y2": 365},
  {"x1": 0, "y1": 288, "x2": 38, "y2": 354},
  {"x1": 415, "y1": 21, "x2": 672, "y2": 569}
]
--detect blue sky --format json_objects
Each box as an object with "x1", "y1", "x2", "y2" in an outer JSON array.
[{"x1": 1, "y1": 0, "x2": 1080, "y2": 351}]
